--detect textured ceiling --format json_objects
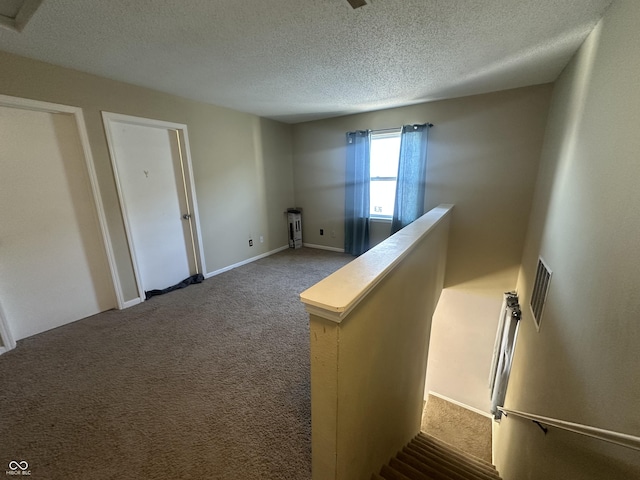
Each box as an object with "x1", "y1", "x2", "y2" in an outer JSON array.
[{"x1": 0, "y1": 0, "x2": 613, "y2": 123}]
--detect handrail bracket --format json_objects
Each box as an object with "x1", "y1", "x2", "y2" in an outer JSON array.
[{"x1": 533, "y1": 420, "x2": 548, "y2": 435}]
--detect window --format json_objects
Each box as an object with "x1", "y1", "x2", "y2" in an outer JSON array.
[{"x1": 369, "y1": 130, "x2": 401, "y2": 218}]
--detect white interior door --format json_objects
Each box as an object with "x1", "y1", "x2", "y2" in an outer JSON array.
[
  {"x1": 0, "y1": 105, "x2": 115, "y2": 340},
  {"x1": 105, "y1": 117, "x2": 199, "y2": 295}
]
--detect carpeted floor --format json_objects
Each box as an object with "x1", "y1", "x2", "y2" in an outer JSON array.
[
  {"x1": 0, "y1": 247, "x2": 352, "y2": 480},
  {"x1": 421, "y1": 393, "x2": 493, "y2": 463}
]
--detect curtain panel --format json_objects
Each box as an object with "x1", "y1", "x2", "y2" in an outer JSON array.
[
  {"x1": 490, "y1": 294, "x2": 522, "y2": 419},
  {"x1": 344, "y1": 130, "x2": 371, "y2": 256},
  {"x1": 391, "y1": 124, "x2": 430, "y2": 234}
]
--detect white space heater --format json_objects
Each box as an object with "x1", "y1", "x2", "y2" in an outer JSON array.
[{"x1": 287, "y1": 209, "x2": 302, "y2": 249}]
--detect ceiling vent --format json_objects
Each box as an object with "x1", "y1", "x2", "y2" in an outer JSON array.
[
  {"x1": 530, "y1": 257, "x2": 552, "y2": 331},
  {"x1": 0, "y1": 0, "x2": 42, "y2": 32}
]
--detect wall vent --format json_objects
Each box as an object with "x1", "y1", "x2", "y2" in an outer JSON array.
[{"x1": 530, "y1": 257, "x2": 552, "y2": 331}]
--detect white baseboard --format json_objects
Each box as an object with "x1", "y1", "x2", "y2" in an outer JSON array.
[
  {"x1": 0, "y1": 307, "x2": 16, "y2": 353},
  {"x1": 428, "y1": 391, "x2": 493, "y2": 419},
  {"x1": 118, "y1": 246, "x2": 290, "y2": 305},
  {"x1": 0, "y1": 338, "x2": 15, "y2": 355},
  {"x1": 205, "y1": 245, "x2": 289, "y2": 279},
  {"x1": 303, "y1": 243, "x2": 345, "y2": 253}
]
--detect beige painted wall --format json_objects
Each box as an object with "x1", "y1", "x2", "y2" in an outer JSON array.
[
  {"x1": 307, "y1": 209, "x2": 450, "y2": 480},
  {"x1": 0, "y1": 51, "x2": 294, "y2": 303},
  {"x1": 494, "y1": 0, "x2": 640, "y2": 477},
  {"x1": 293, "y1": 86, "x2": 552, "y2": 412}
]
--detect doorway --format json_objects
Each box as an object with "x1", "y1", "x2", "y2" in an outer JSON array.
[
  {"x1": 102, "y1": 113, "x2": 205, "y2": 302},
  {"x1": 0, "y1": 95, "x2": 117, "y2": 344}
]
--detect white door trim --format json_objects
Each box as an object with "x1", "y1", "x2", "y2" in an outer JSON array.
[
  {"x1": 0, "y1": 94, "x2": 120, "y2": 351},
  {"x1": 0, "y1": 301, "x2": 16, "y2": 355},
  {"x1": 101, "y1": 112, "x2": 206, "y2": 304}
]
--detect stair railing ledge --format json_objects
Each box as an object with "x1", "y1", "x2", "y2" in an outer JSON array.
[
  {"x1": 300, "y1": 204, "x2": 454, "y2": 323},
  {"x1": 498, "y1": 407, "x2": 640, "y2": 451}
]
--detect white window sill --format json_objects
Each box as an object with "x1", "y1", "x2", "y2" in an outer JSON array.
[{"x1": 370, "y1": 216, "x2": 392, "y2": 223}]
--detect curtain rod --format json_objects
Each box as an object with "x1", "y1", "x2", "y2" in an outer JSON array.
[
  {"x1": 373, "y1": 123, "x2": 434, "y2": 133},
  {"x1": 347, "y1": 124, "x2": 435, "y2": 136}
]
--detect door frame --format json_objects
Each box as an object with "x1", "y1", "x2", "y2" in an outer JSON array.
[
  {"x1": 0, "y1": 302, "x2": 15, "y2": 354},
  {"x1": 0, "y1": 94, "x2": 119, "y2": 352},
  {"x1": 101, "y1": 112, "x2": 206, "y2": 303}
]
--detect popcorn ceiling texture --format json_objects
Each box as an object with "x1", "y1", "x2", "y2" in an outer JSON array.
[{"x1": 0, "y1": 0, "x2": 612, "y2": 122}]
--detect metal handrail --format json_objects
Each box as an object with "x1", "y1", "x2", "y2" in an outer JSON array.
[{"x1": 498, "y1": 407, "x2": 640, "y2": 451}]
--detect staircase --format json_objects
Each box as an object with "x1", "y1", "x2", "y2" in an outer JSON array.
[{"x1": 372, "y1": 432, "x2": 502, "y2": 480}]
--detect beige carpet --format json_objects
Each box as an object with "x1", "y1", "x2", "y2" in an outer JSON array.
[
  {"x1": 421, "y1": 394, "x2": 493, "y2": 463},
  {"x1": 0, "y1": 247, "x2": 352, "y2": 480}
]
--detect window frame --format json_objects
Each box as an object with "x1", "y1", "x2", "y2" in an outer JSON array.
[{"x1": 369, "y1": 128, "x2": 401, "y2": 220}]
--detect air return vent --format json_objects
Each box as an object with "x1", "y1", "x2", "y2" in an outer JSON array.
[{"x1": 530, "y1": 257, "x2": 552, "y2": 331}]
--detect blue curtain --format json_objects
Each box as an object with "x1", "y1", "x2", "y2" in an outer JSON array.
[
  {"x1": 344, "y1": 130, "x2": 371, "y2": 256},
  {"x1": 391, "y1": 124, "x2": 430, "y2": 234}
]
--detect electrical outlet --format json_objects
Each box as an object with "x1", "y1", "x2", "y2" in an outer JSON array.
[
  {"x1": 331, "y1": 230, "x2": 336, "y2": 238},
  {"x1": 320, "y1": 229, "x2": 324, "y2": 235},
  {"x1": 260, "y1": 235, "x2": 264, "y2": 243},
  {"x1": 249, "y1": 239, "x2": 253, "y2": 247}
]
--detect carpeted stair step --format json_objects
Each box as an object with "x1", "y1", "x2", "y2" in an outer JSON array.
[
  {"x1": 414, "y1": 434, "x2": 499, "y2": 475},
  {"x1": 390, "y1": 457, "x2": 435, "y2": 479},
  {"x1": 417, "y1": 433, "x2": 495, "y2": 469},
  {"x1": 400, "y1": 448, "x2": 496, "y2": 480},
  {"x1": 374, "y1": 434, "x2": 502, "y2": 480},
  {"x1": 407, "y1": 443, "x2": 498, "y2": 480},
  {"x1": 403, "y1": 445, "x2": 498, "y2": 480},
  {"x1": 379, "y1": 463, "x2": 415, "y2": 480},
  {"x1": 396, "y1": 451, "x2": 470, "y2": 480},
  {"x1": 408, "y1": 439, "x2": 499, "y2": 479}
]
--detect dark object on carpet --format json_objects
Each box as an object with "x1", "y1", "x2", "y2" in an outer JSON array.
[
  {"x1": 145, "y1": 273, "x2": 205, "y2": 299},
  {"x1": 0, "y1": 248, "x2": 352, "y2": 480},
  {"x1": 421, "y1": 393, "x2": 493, "y2": 463}
]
